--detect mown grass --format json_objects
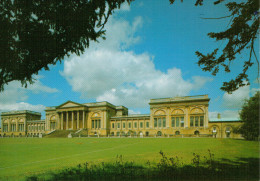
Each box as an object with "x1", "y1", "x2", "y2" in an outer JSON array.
[{"x1": 0, "y1": 138, "x2": 259, "y2": 180}]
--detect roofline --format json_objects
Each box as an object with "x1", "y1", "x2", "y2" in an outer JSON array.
[
  {"x1": 1, "y1": 110, "x2": 41, "y2": 116},
  {"x1": 149, "y1": 95, "x2": 210, "y2": 105}
]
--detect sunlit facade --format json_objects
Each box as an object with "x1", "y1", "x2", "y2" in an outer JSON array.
[{"x1": 1, "y1": 95, "x2": 242, "y2": 138}]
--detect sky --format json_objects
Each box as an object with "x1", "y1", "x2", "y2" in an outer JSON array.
[{"x1": 0, "y1": 0, "x2": 259, "y2": 121}]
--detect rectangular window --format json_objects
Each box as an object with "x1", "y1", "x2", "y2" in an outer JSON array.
[
  {"x1": 146, "y1": 122, "x2": 149, "y2": 128},
  {"x1": 95, "y1": 120, "x2": 98, "y2": 129},
  {"x1": 99, "y1": 120, "x2": 101, "y2": 128},
  {"x1": 117, "y1": 123, "x2": 120, "y2": 128},
  {"x1": 140, "y1": 122, "x2": 143, "y2": 128},
  {"x1": 134, "y1": 122, "x2": 137, "y2": 128},
  {"x1": 112, "y1": 123, "x2": 115, "y2": 128},
  {"x1": 163, "y1": 118, "x2": 166, "y2": 127},
  {"x1": 3, "y1": 124, "x2": 8, "y2": 132},
  {"x1": 123, "y1": 122, "x2": 125, "y2": 128},
  {"x1": 176, "y1": 117, "x2": 180, "y2": 127},
  {"x1": 181, "y1": 117, "x2": 184, "y2": 127},
  {"x1": 42, "y1": 125, "x2": 44, "y2": 131},
  {"x1": 190, "y1": 116, "x2": 194, "y2": 127},
  {"x1": 171, "y1": 117, "x2": 175, "y2": 127},
  {"x1": 200, "y1": 116, "x2": 204, "y2": 127},
  {"x1": 128, "y1": 122, "x2": 131, "y2": 128},
  {"x1": 154, "y1": 118, "x2": 157, "y2": 127},
  {"x1": 158, "y1": 118, "x2": 162, "y2": 127},
  {"x1": 11, "y1": 124, "x2": 16, "y2": 131},
  {"x1": 92, "y1": 120, "x2": 94, "y2": 128},
  {"x1": 195, "y1": 116, "x2": 199, "y2": 127}
]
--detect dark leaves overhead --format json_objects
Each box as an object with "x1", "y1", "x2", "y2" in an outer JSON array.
[
  {"x1": 0, "y1": 0, "x2": 132, "y2": 91},
  {"x1": 170, "y1": 0, "x2": 259, "y2": 93},
  {"x1": 196, "y1": 0, "x2": 259, "y2": 93}
]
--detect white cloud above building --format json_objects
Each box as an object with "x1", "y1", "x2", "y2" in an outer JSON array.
[
  {"x1": 62, "y1": 15, "x2": 212, "y2": 108},
  {"x1": 0, "y1": 79, "x2": 58, "y2": 122}
]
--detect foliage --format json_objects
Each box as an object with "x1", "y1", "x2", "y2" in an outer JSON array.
[
  {"x1": 195, "y1": 0, "x2": 259, "y2": 93},
  {"x1": 0, "y1": 0, "x2": 132, "y2": 91},
  {"x1": 1, "y1": 0, "x2": 258, "y2": 93},
  {"x1": 238, "y1": 91, "x2": 259, "y2": 140},
  {"x1": 171, "y1": 0, "x2": 259, "y2": 93},
  {"x1": 26, "y1": 150, "x2": 259, "y2": 181}
]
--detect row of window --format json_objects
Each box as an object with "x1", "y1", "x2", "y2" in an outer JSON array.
[
  {"x1": 111, "y1": 121, "x2": 150, "y2": 129},
  {"x1": 28, "y1": 124, "x2": 45, "y2": 132},
  {"x1": 92, "y1": 119, "x2": 101, "y2": 129},
  {"x1": 110, "y1": 131, "x2": 149, "y2": 136},
  {"x1": 190, "y1": 116, "x2": 204, "y2": 127},
  {"x1": 111, "y1": 116, "x2": 204, "y2": 129},
  {"x1": 2, "y1": 124, "x2": 25, "y2": 132},
  {"x1": 154, "y1": 117, "x2": 166, "y2": 128}
]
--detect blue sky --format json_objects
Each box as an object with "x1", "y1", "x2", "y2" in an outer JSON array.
[{"x1": 0, "y1": 0, "x2": 259, "y2": 120}]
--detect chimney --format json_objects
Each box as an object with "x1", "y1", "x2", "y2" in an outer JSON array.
[{"x1": 217, "y1": 113, "x2": 221, "y2": 119}]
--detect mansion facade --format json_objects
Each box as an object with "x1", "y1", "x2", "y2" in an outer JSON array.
[{"x1": 1, "y1": 95, "x2": 243, "y2": 138}]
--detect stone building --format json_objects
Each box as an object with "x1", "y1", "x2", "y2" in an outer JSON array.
[
  {"x1": 1, "y1": 110, "x2": 44, "y2": 137},
  {"x1": 0, "y1": 95, "x2": 243, "y2": 138}
]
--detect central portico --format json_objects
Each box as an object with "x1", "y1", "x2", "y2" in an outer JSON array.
[{"x1": 45, "y1": 100, "x2": 128, "y2": 136}]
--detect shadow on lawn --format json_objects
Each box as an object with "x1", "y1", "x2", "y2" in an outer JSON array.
[{"x1": 27, "y1": 150, "x2": 259, "y2": 181}]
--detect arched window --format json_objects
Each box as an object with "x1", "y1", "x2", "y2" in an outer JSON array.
[
  {"x1": 175, "y1": 131, "x2": 180, "y2": 135},
  {"x1": 157, "y1": 131, "x2": 162, "y2": 136},
  {"x1": 145, "y1": 131, "x2": 149, "y2": 136}
]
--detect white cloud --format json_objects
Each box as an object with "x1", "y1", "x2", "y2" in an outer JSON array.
[
  {"x1": 62, "y1": 15, "x2": 211, "y2": 108},
  {"x1": 222, "y1": 85, "x2": 250, "y2": 109},
  {"x1": 209, "y1": 110, "x2": 240, "y2": 119},
  {"x1": 128, "y1": 109, "x2": 141, "y2": 115},
  {"x1": 0, "y1": 102, "x2": 45, "y2": 113},
  {"x1": 118, "y1": 2, "x2": 131, "y2": 11},
  {"x1": 0, "y1": 78, "x2": 57, "y2": 122},
  {"x1": 0, "y1": 80, "x2": 58, "y2": 104},
  {"x1": 26, "y1": 81, "x2": 58, "y2": 94}
]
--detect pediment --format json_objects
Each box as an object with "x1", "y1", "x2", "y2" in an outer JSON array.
[{"x1": 57, "y1": 101, "x2": 83, "y2": 109}]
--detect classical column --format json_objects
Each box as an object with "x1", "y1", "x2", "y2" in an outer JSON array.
[
  {"x1": 184, "y1": 107, "x2": 188, "y2": 128},
  {"x1": 77, "y1": 111, "x2": 79, "y2": 129},
  {"x1": 57, "y1": 113, "x2": 60, "y2": 129},
  {"x1": 101, "y1": 111, "x2": 105, "y2": 129},
  {"x1": 205, "y1": 106, "x2": 209, "y2": 128},
  {"x1": 16, "y1": 118, "x2": 18, "y2": 132},
  {"x1": 8, "y1": 120, "x2": 11, "y2": 132},
  {"x1": 72, "y1": 111, "x2": 74, "y2": 130},
  {"x1": 166, "y1": 107, "x2": 170, "y2": 128},
  {"x1": 150, "y1": 109, "x2": 153, "y2": 128},
  {"x1": 61, "y1": 112, "x2": 64, "y2": 130},
  {"x1": 66, "y1": 111, "x2": 68, "y2": 130},
  {"x1": 83, "y1": 110, "x2": 85, "y2": 128}
]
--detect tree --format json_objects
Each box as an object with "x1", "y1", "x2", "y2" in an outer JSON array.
[
  {"x1": 0, "y1": 0, "x2": 132, "y2": 91},
  {"x1": 238, "y1": 91, "x2": 259, "y2": 140},
  {"x1": 171, "y1": 0, "x2": 259, "y2": 93},
  {"x1": 0, "y1": 0, "x2": 259, "y2": 93}
]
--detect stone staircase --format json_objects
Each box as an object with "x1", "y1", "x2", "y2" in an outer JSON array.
[{"x1": 44, "y1": 130, "x2": 77, "y2": 138}]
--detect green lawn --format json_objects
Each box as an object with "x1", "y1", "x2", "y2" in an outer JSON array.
[{"x1": 0, "y1": 138, "x2": 259, "y2": 180}]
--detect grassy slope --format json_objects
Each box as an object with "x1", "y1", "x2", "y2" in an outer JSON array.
[{"x1": 0, "y1": 138, "x2": 259, "y2": 180}]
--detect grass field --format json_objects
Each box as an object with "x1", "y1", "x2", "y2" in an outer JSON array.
[{"x1": 0, "y1": 138, "x2": 259, "y2": 180}]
